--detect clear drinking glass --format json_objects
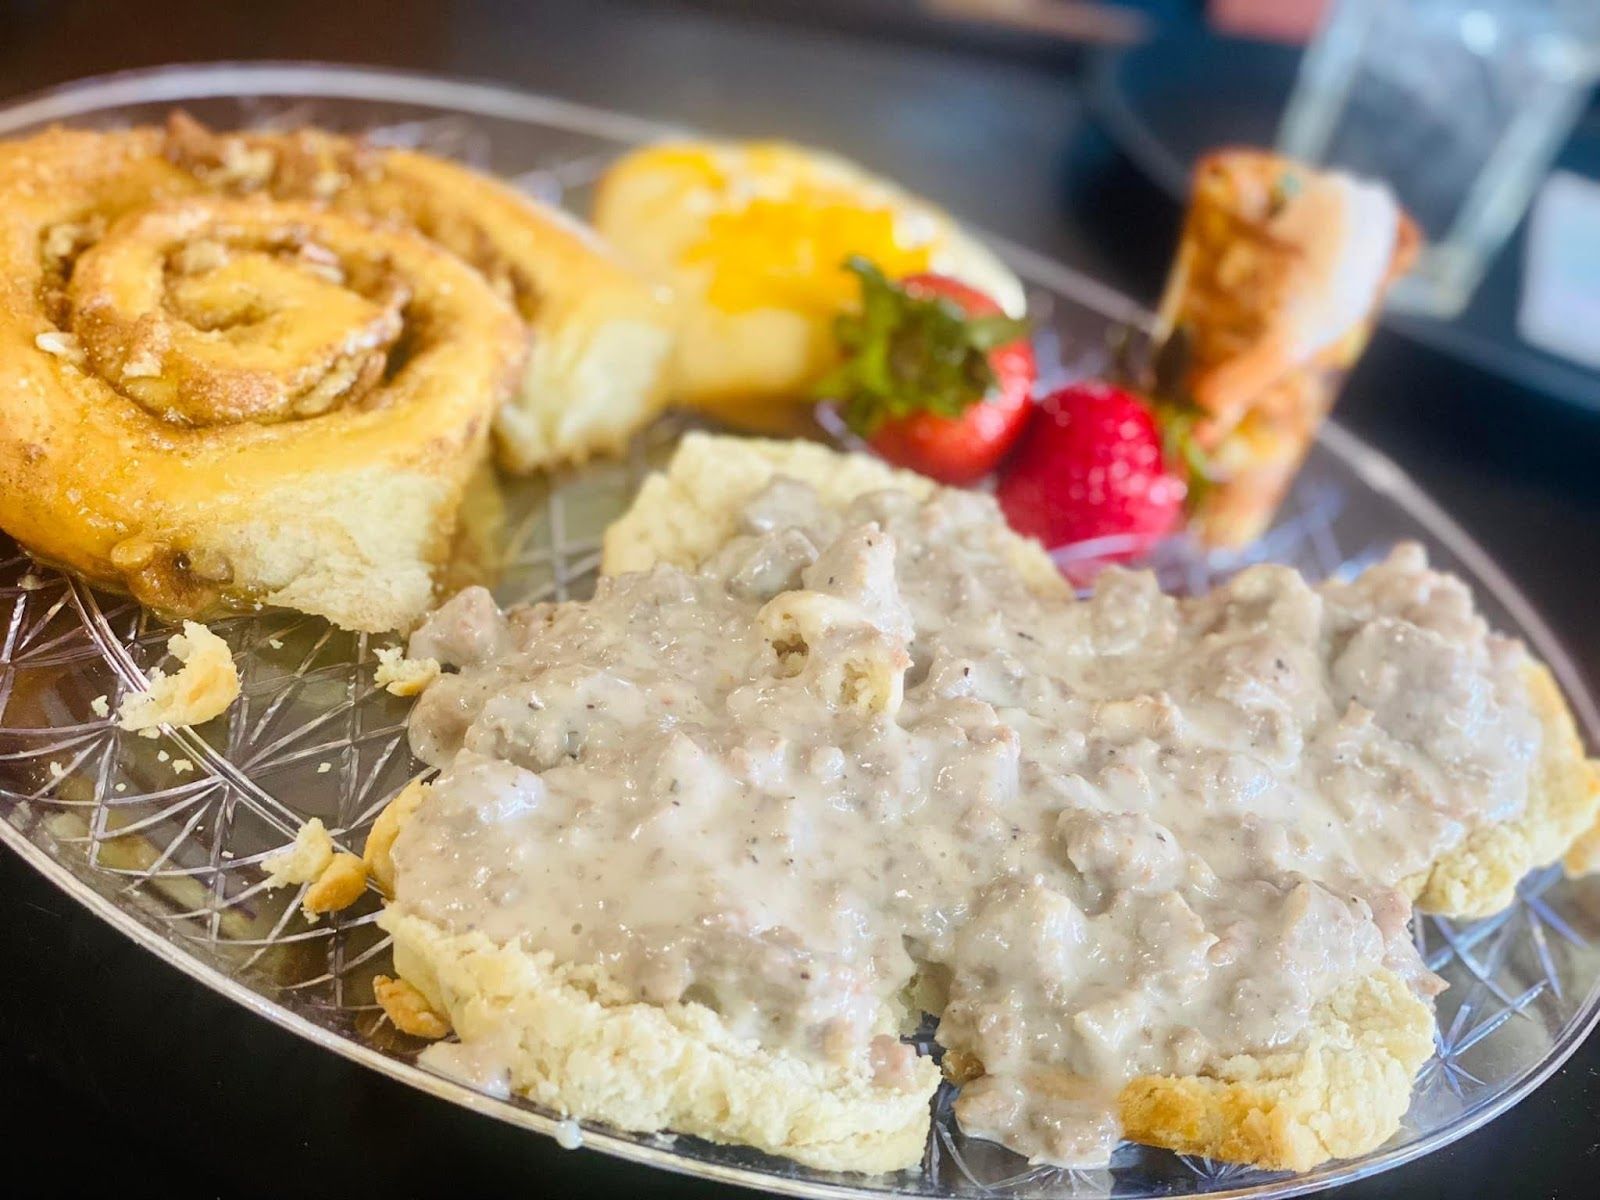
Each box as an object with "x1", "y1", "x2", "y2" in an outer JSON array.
[{"x1": 1278, "y1": 0, "x2": 1600, "y2": 317}]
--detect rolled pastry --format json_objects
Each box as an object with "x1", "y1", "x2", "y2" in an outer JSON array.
[
  {"x1": 160, "y1": 115, "x2": 676, "y2": 472},
  {"x1": 1153, "y1": 149, "x2": 1419, "y2": 548},
  {"x1": 0, "y1": 117, "x2": 671, "y2": 631}
]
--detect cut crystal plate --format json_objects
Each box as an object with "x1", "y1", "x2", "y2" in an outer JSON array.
[{"x1": 1, "y1": 63, "x2": 1597, "y2": 1200}]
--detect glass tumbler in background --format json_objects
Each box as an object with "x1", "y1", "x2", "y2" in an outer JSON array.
[{"x1": 1278, "y1": 0, "x2": 1600, "y2": 318}]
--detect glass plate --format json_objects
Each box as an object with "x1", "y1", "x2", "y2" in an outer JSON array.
[{"x1": 1, "y1": 62, "x2": 1597, "y2": 1200}]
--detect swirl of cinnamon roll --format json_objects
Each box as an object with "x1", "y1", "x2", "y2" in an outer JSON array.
[
  {"x1": 69, "y1": 199, "x2": 425, "y2": 426},
  {"x1": 160, "y1": 114, "x2": 675, "y2": 471},
  {"x1": 0, "y1": 124, "x2": 528, "y2": 632},
  {"x1": 0, "y1": 118, "x2": 672, "y2": 631}
]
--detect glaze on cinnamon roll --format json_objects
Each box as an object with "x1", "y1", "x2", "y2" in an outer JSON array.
[
  {"x1": 0, "y1": 117, "x2": 674, "y2": 631},
  {"x1": 0, "y1": 124, "x2": 526, "y2": 632}
]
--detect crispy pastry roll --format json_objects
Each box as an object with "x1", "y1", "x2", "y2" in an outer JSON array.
[{"x1": 1153, "y1": 149, "x2": 1419, "y2": 548}]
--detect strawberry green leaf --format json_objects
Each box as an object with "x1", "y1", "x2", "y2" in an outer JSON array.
[{"x1": 814, "y1": 257, "x2": 1027, "y2": 437}]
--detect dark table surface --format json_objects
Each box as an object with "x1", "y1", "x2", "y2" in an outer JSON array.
[{"x1": 2, "y1": 1, "x2": 1598, "y2": 1196}]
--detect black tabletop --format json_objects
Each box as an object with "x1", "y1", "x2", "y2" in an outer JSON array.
[{"x1": 2, "y1": 2, "x2": 1598, "y2": 1197}]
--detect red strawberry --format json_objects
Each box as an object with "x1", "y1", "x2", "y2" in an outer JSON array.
[
  {"x1": 996, "y1": 381, "x2": 1185, "y2": 565},
  {"x1": 815, "y1": 258, "x2": 1035, "y2": 485}
]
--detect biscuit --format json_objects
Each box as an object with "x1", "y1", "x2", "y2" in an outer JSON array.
[{"x1": 379, "y1": 434, "x2": 1596, "y2": 1175}]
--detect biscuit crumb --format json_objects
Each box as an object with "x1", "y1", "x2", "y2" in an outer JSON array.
[
  {"x1": 374, "y1": 974, "x2": 451, "y2": 1039},
  {"x1": 374, "y1": 646, "x2": 442, "y2": 697},
  {"x1": 267, "y1": 637, "x2": 284, "y2": 650},
  {"x1": 18, "y1": 572, "x2": 45, "y2": 591},
  {"x1": 117, "y1": 621, "x2": 240, "y2": 734},
  {"x1": 303, "y1": 852, "x2": 368, "y2": 917},
  {"x1": 114, "y1": 782, "x2": 127, "y2": 794},
  {"x1": 316, "y1": 761, "x2": 332, "y2": 774},
  {"x1": 263, "y1": 818, "x2": 336, "y2": 888},
  {"x1": 47, "y1": 761, "x2": 65, "y2": 780},
  {"x1": 171, "y1": 758, "x2": 194, "y2": 775},
  {"x1": 90, "y1": 695, "x2": 110, "y2": 718},
  {"x1": 264, "y1": 820, "x2": 369, "y2": 918},
  {"x1": 157, "y1": 750, "x2": 169, "y2": 763}
]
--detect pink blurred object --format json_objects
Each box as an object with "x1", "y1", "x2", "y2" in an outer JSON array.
[
  {"x1": 922, "y1": 0, "x2": 1149, "y2": 45},
  {"x1": 1209, "y1": 0, "x2": 1330, "y2": 44}
]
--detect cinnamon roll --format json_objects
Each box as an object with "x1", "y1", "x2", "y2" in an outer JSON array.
[
  {"x1": 161, "y1": 115, "x2": 675, "y2": 471},
  {"x1": 0, "y1": 117, "x2": 672, "y2": 632}
]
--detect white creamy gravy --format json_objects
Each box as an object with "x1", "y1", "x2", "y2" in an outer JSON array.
[{"x1": 391, "y1": 478, "x2": 1539, "y2": 1166}]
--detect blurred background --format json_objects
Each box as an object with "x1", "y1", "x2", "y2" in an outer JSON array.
[
  {"x1": 0, "y1": 2, "x2": 1597, "y2": 1196},
  {"x1": 3, "y1": 1, "x2": 1597, "y2": 404}
]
